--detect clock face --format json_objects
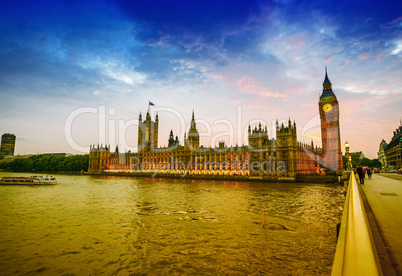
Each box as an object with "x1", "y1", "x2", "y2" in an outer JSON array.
[{"x1": 323, "y1": 103, "x2": 333, "y2": 112}]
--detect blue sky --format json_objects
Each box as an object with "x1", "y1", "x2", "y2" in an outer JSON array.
[{"x1": 0, "y1": 0, "x2": 401, "y2": 159}]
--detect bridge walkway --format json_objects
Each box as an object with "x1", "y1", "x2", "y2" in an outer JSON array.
[{"x1": 360, "y1": 173, "x2": 402, "y2": 275}]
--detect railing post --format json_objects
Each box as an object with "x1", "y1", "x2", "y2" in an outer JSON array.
[{"x1": 332, "y1": 171, "x2": 382, "y2": 276}]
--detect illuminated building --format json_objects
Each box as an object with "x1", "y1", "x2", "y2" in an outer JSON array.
[{"x1": 89, "y1": 69, "x2": 343, "y2": 178}]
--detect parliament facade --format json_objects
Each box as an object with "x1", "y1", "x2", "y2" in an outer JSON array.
[{"x1": 89, "y1": 70, "x2": 344, "y2": 179}]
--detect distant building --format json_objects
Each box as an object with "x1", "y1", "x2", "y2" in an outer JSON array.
[
  {"x1": 386, "y1": 123, "x2": 402, "y2": 169},
  {"x1": 377, "y1": 139, "x2": 388, "y2": 168},
  {"x1": 0, "y1": 133, "x2": 16, "y2": 159}
]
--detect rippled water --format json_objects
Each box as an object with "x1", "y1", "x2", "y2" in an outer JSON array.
[{"x1": 0, "y1": 172, "x2": 344, "y2": 275}]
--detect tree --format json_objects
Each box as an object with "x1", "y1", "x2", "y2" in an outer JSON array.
[
  {"x1": 360, "y1": 157, "x2": 371, "y2": 167},
  {"x1": 342, "y1": 155, "x2": 348, "y2": 168},
  {"x1": 0, "y1": 154, "x2": 89, "y2": 172},
  {"x1": 369, "y1": 159, "x2": 381, "y2": 168},
  {"x1": 343, "y1": 154, "x2": 382, "y2": 168}
]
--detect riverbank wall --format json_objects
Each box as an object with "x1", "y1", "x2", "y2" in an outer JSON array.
[{"x1": 84, "y1": 171, "x2": 340, "y2": 183}]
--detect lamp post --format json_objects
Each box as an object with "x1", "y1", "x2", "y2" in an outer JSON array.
[{"x1": 345, "y1": 141, "x2": 351, "y2": 171}]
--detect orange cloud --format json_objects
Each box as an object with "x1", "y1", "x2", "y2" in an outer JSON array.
[
  {"x1": 323, "y1": 56, "x2": 334, "y2": 63},
  {"x1": 237, "y1": 76, "x2": 286, "y2": 98},
  {"x1": 358, "y1": 53, "x2": 370, "y2": 60},
  {"x1": 375, "y1": 52, "x2": 383, "y2": 61},
  {"x1": 338, "y1": 59, "x2": 351, "y2": 70},
  {"x1": 210, "y1": 74, "x2": 225, "y2": 81},
  {"x1": 374, "y1": 97, "x2": 393, "y2": 107},
  {"x1": 390, "y1": 77, "x2": 402, "y2": 83}
]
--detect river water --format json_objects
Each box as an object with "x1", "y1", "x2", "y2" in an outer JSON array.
[{"x1": 0, "y1": 172, "x2": 344, "y2": 275}]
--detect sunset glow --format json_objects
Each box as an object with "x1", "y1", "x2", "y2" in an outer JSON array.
[{"x1": 0, "y1": 0, "x2": 401, "y2": 158}]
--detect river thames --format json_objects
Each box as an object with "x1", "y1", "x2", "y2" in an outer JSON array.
[{"x1": 0, "y1": 173, "x2": 344, "y2": 275}]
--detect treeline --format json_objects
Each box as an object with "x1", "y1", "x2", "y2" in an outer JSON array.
[
  {"x1": 342, "y1": 155, "x2": 381, "y2": 168},
  {"x1": 0, "y1": 154, "x2": 89, "y2": 172}
]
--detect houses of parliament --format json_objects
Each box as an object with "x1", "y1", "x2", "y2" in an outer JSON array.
[{"x1": 89, "y1": 70, "x2": 344, "y2": 179}]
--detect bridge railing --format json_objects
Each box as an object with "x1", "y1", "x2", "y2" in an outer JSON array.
[{"x1": 332, "y1": 171, "x2": 383, "y2": 276}]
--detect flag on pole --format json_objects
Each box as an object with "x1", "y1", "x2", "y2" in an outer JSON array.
[{"x1": 149, "y1": 101, "x2": 155, "y2": 106}]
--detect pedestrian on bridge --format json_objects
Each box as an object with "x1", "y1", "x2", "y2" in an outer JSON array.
[
  {"x1": 367, "y1": 167, "x2": 372, "y2": 179},
  {"x1": 356, "y1": 165, "x2": 364, "y2": 184}
]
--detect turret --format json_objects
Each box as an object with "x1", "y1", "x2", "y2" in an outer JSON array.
[
  {"x1": 138, "y1": 107, "x2": 159, "y2": 152},
  {"x1": 187, "y1": 110, "x2": 200, "y2": 150},
  {"x1": 191, "y1": 110, "x2": 196, "y2": 129},
  {"x1": 168, "y1": 129, "x2": 176, "y2": 147},
  {"x1": 248, "y1": 122, "x2": 269, "y2": 149}
]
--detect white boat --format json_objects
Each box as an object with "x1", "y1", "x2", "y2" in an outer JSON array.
[{"x1": 0, "y1": 175, "x2": 57, "y2": 185}]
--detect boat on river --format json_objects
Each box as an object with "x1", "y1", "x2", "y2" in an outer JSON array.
[{"x1": 0, "y1": 175, "x2": 57, "y2": 185}]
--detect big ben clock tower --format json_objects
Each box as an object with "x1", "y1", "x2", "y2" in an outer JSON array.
[{"x1": 319, "y1": 68, "x2": 343, "y2": 171}]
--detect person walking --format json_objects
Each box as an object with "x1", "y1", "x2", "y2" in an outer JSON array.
[
  {"x1": 367, "y1": 167, "x2": 372, "y2": 179},
  {"x1": 356, "y1": 165, "x2": 364, "y2": 184}
]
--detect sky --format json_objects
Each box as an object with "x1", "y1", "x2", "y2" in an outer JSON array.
[{"x1": 0, "y1": 0, "x2": 401, "y2": 159}]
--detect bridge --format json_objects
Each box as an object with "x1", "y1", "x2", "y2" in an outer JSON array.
[{"x1": 332, "y1": 172, "x2": 402, "y2": 275}]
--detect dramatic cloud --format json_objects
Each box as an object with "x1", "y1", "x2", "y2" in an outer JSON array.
[{"x1": 0, "y1": 0, "x2": 401, "y2": 158}]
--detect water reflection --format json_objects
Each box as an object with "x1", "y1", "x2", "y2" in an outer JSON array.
[{"x1": 0, "y1": 173, "x2": 344, "y2": 275}]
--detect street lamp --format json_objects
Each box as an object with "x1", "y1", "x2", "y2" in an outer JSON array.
[{"x1": 345, "y1": 141, "x2": 351, "y2": 171}]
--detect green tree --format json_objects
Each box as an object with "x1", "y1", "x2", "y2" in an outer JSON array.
[
  {"x1": 360, "y1": 157, "x2": 371, "y2": 167},
  {"x1": 0, "y1": 154, "x2": 89, "y2": 172},
  {"x1": 342, "y1": 155, "x2": 348, "y2": 168},
  {"x1": 369, "y1": 159, "x2": 381, "y2": 168}
]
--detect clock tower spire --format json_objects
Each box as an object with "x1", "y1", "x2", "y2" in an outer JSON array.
[
  {"x1": 321, "y1": 66, "x2": 335, "y2": 98},
  {"x1": 318, "y1": 68, "x2": 343, "y2": 171}
]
